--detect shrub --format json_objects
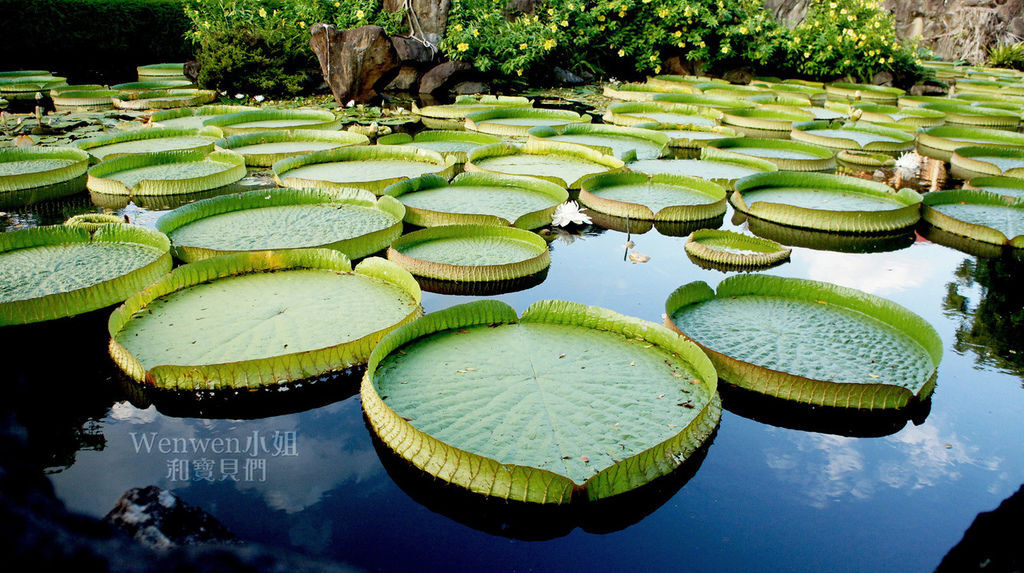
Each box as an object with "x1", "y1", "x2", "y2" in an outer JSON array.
[{"x1": 987, "y1": 42, "x2": 1024, "y2": 71}]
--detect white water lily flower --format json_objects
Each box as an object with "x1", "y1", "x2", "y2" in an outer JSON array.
[
  {"x1": 894, "y1": 151, "x2": 921, "y2": 179},
  {"x1": 346, "y1": 99, "x2": 356, "y2": 108},
  {"x1": 234, "y1": 93, "x2": 245, "y2": 99},
  {"x1": 551, "y1": 201, "x2": 592, "y2": 227},
  {"x1": 254, "y1": 95, "x2": 265, "y2": 102}
]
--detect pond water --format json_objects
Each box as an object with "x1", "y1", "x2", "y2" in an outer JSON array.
[{"x1": 3, "y1": 146, "x2": 1023, "y2": 571}]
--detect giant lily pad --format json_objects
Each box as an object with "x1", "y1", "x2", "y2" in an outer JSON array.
[
  {"x1": 362, "y1": 299, "x2": 721, "y2": 503},
  {"x1": 0, "y1": 223, "x2": 171, "y2": 326},
  {"x1": 110, "y1": 80, "x2": 193, "y2": 92},
  {"x1": 631, "y1": 123, "x2": 741, "y2": 149},
  {"x1": 684, "y1": 229, "x2": 790, "y2": 269},
  {"x1": 603, "y1": 102, "x2": 722, "y2": 128},
  {"x1": 376, "y1": 130, "x2": 501, "y2": 164},
  {"x1": 964, "y1": 176, "x2": 1024, "y2": 200},
  {"x1": 87, "y1": 150, "x2": 246, "y2": 197},
  {"x1": 916, "y1": 125, "x2": 1024, "y2": 161},
  {"x1": 412, "y1": 95, "x2": 532, "y2": 129},
  {"x1": 112, "y1": 88, "x2": 216, "y2": 111},
  {"x1": 603, "y1": 82, "x2": 696, "y2": 101},
  {"x1": 921, "y1": 189, "x2": 1024, "y2": 247},
  {"x1": 665, "y1": 275, "x2": 941, "y2": 408},
  {"x1": 627, "y1": 147, "x2": 777, "y2": 190},
  {"x1": 720, "y1": 108, "x2": 815, "y2": 138},
  {"x1": 835, "y1": 103, "x2": 946, "y2": 129},
  {"x1": 825, "y1": 82, "x2": 904, "y2": 105},
  {"x1": 791, "y1": 120, "x2": 915, "y2": 155},
  {"x1": 0, "y1": 146, "x2": 90, "y2": 208},
  {"x1": 273, "y1": 145, "x2": 455, "y2": 195},
  {"x1": 465, "y1": 141, "x2": 624, "y2": 189},
  {"x1": 215, "y1": 129, "x2": 369, "y2": 166},
  {"x1": 919, "y1": 102, "x2": 1020, "y2": 129},
  {"x1": 707, "y1": 137, "x2": 836, "y2": 171},
  {"x1": 384, "y1": 172, "x2": 568, "y2": 229},
  {"x1": 155, "y1": 188, "x2": 404, "y2": 262},
  {"x1": 136, "y1": 63, "x2": 186, "y2": 80},
  {"x1": 77, "y1": 127, "x2": 223, "y2": 161},
  {"x1": 0, "y1": 74, "x2": 67, "y2": 99},
  {"x1": 108, "y1": 249, "x2": 423, "y2": 389},
  {"x1": 149, "y1": 105, "x2": 257, "y2": 129},
  {"x1": 731, "y1": 171, "x2": 922, "y2": 232},
  {"x1": 387, "y1": 224, "x2": 549, "y2": 282},
  {"x1": 651, "y1": 93, "x2": 756, "y2": 112},
  {"x1": 527, "y1": 124, "x2": 669, "y2": 160},
  {"x1": 51, "y1": 89, "x2": 119, "y2": 110},
  {"x1": 743, "y1": 214, "x2": 915, "y2": 254},
  {"x1": 464, "y1": 108, "x2": 591, "y2": 137},
  {"x1": 204, "y1": 109, "x2": 341, "y2": 135},
  {"x1": 950, "y1": 146, "x2": 1024, "y2": 179},
  {"x1": 578, "y1": 172, "x2": 726, "y2": 221}
]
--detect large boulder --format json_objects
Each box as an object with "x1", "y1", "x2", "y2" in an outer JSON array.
[
  {"x1": 384, "y1": 0, "x2": 451, "y2": 44},
  {"x1": 310, "y1": 24, "x2": 400, "y2": 105},
  {"x1": 418, "y1": 60, "x2": 474, "y2": 94}
]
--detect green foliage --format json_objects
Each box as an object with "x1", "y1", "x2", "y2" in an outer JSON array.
[
  {"x1": 987, "y1": 42, "x2": 1024, "y2": 71},
  {"x1": 441, "y1": 0, "x2": 783, "y2": 79},
  {"x1": 780, "y1": 0, "x2": 923, "y2": 82},
  {"x1": 0, "y1": 0, "x2": 190, "y2": 83},
  {"x1": 185, "y1": 0, "x2": 403, "y2": 97}
]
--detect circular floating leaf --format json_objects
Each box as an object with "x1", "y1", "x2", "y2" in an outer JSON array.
[
  {"x1": 52, "y1": 89, "x2": 118, "y2": 110},
  {"x1": 744, "y1": 215, "x2": 915, "y2": 253},
  {"x1": 0, "y1": 74, "x2": 67, "y2": 99},
  {"x1": 950, "y1": 146, "x2": 1024, "y2": 179},
  {"x1": 838, "y1": 103, "x2": 946, "y2": 129},
  {"x1": 603, "y1": 82, "x2": 696, "y2": 101},
  {"x1": 464, "y1": 108, "x2": 591, "y2": 137},
  {"x1": 651, "y1": 92, "x2": 755, "y2": 112},
  {"x1": 150, "y1": 105, "x2": 257, "y2": 130},
  {"x1": 836, "y1": 150, "x2": 896, "y2": 170},
  {"x1": 215, "y1": 129, "x2": 369, "y2": 166},
  {"x1": 465, "y1": 141, "x2": 624, "y2": 189},
  {"x1": 919, "y1": 102, "x2": 1020, "y2": 129},
  {"x1": 87, "y1": 149, "x2": 246, "y2": 197},
  {"x1": 273, "y1": 145, "x2": 455, "y2": 195},
  {"x1": 136, "y1": 63, "x2": 186, "y2": 79},
  {"x1": 155, "y1": 188, "x2": 404, "y2": 262},
  {"x1": 77, "y1": 127, "x2": 223, "y2": 161},
  {"x1": 916, "y1": 125, "x2": 1024, "y2": 161},
  {"x1": 204, "y1": 109, "x2": 341, "y2": 135},
  {"x1": 377, "y1": 130, "x2": 501, "y2": 164},
  {"x1": 362, "y1": 299, "x2": 721, "y2": 503},
  {"x1": 603, "y1": 102, "x2": 722, "y2": 128},
  {"x1": 578, "y1": 172, "x2": 726, "y2": 221},
  {"x1": 921, "y1": 189, "x2": 1024, "y2": 247},
  {"x1": 110, "y1": 80, "x2": 193, "y2": 92},
  {"x1": 527, "y1": 124, "x2": 669, "y2": 161},
  {"x1": 387, "y1": 224, "x2": 549, "y2": 282},
  {"x1": 791, "y1": 120, "x2": 915, "y2": 155},
  {"x1": 627, "y1": 147, "x2": 777, "y2": 190},
  {"x1": 964, "y1": 176, "x2": 1024, "y2": 200},
  {"x1": 720, "y1": 108, "x2": 815, "y2": 138},
  {"x1": 63, "y1": 213, "x2": 124, "y2": 231},
  {"x1": 825, "y1": 82, "x2": 904, "y2": 105},
  {"x1": 109, "y1": 249, "x2": 423, "y2": 390},
  {"x1": 684, "y1": 229, "x2": 790, "y2": 269},
  {"x1": 0, "y1": 146, "x2": 90, "y2": 208},
  {"x1": 731, "y1": 171, "x2": 922, "y2": 232},
  {"x1": 707, "y1": 137, "x2": 836, "y2": 171},
  {"x1": 0, "y1": 223, "x2": 171, "y2": 326},
  {"x1": 413, "y1": 95, "x2": 532, "y2": 120},
  {"x1": 384, "y1": 172, "x2": 568, "y2": 229},
  {"x1": 113, "y1": 88, "x2": 216, "y2": 110},
  {"x1": 631, "y1": 123, "x2": 741, "y2": 149},
  {"x1": 665, "y1": 275, "x2": 941, "y2": 409}
]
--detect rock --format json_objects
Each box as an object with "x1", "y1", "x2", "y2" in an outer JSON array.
[
  {"x1": 392, "y1": 36, "x2": 436, "y2": 64},
  {"x1": 310, "y1": 24, "x2": 400, "y2": 105},
  {"x1": 384, "y1": 0, "x2": 451, "y2": 38},
  {"x1": 553, "y1": 67, "x2": 585, "y2": 86},
  {"x1": 454, "y1": 81, "x2": 488, "y2": 94},
  {"x1": 105, "y1": 486, "x2": 236, "y2": 550},
  {"x1": 418, "y1": 60, "x2": 474, "y2": 94},
  {"x1": 506, "y1": 0, "x2": 538, "y2": 14},
  {"x1": 183, "y1": 61, "x2": 201, "y2": 83},
  {"x1": 386, "y1": 66, "x2": 421, "y2": 91},
  {"x1": 872, "y1": 71, "x2": 895, "y2": 86},
  {"x1": 662, "y1": 55, "x2": 703, "y2": 77},
  {"x1": 723, "y1": 68, "x2": 753, "y2": 84}
]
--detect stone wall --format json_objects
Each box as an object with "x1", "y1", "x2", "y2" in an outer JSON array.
[{"x1": 763, "y1": 0, "x2": 1024, "y2": 63}]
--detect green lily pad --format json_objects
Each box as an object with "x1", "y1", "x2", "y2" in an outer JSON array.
[
  {"x1": 52, "y1": 90, "x2": 119, "y2": 110},
  {"x1": 950, "y1": 146, "x2": 1024, "y2": 179},
  {"x1": 204, "y1": 109, "x2": 341, "y2": 135},
  {"x1": 627, "y1": 147, "x2": 777, "y2": 190},
  {"x1": 527, "y1": 123, "x2": 668, "y2": 161},
  {"x1": 149, "y1": 105, "x2": 257, "y2": 130},
  {"x1": 707, "y1": 137, "x2": 836, "y2": 171},
  {"x1": 137, "y1": 63, "x2": 186, "y2": 79},
  {"x1": 684, "y1": 229, "x2": 790, "y2": 269},
  {"x1": 651, "y1": 93, "x2": 755, "y2": 112},
  {"x1": 77, "y1": 126, "x2": 223, "y2": 161},
  {"x1": 113, "y1": 88, "x2": 216, "y2": 111},
  {"x1": 215, "y1": 129, "x2": 369, "y2": 166},
  {"x1": 603, "y1": 82, "x2": 696, "y2": 101},
  {"x1": 720, "y1": 108, "x2": 815, "y2": 138},
  {"x1": 377, "y1": 130, "x2": 501, "y2": 164},
  {"x1": 964, "y1": 176, "x2": 1024, "y2": 200},
  {"x1": 466, "y1": 140, "x2": 624, "y2": 189},
  {"x1": 835, "y1": 103, "x2": 946, "y2": 128},
  {"x1": 109, "y1": 249, "x2": 423, "y2": 389},
  {"x1": 578, "y1": 172, "x2": 726, "y2": 221},
  {"x1": 0, "y1": 223, "x2": 171, "y2": 326},
  {"x1": 110, "y1": 80, "x2": 193, "y2": 92},
  {"x1": 273, "y1": 145, "x2": 455, "y2": 196},
  {"x1": 631, "y1": 123, "x2": 741, "y2": 149},
  {"x1": 791, "y1": 120, "x2": 915, "y2": 155},
  {"x1": 731, "y1": 171, "x2": 922, "y2": 232},
  {"x1": 63, "y1": 213, "x2": 125, "y2": 232},
  {"x1": 155, "y1": 188, "x2": 404, "y2": 262},
  {"x1": 665, "y1": 274, "x2": 941, "y2": 408},
  {"x1": 603, "y1": 102, "x2": 722, "y2": 128},
  {"x1": 919, "y1": 102, "x2": 1020, "y2": 129},
  {"x1": 0, "y1": 146, "x2": 90, "y2": 208},
  {"x1": 87, "y1": 149, "x2": 246, "y2": 197},
  {"x1": 412, "y1": 95, "x2": 532, "y2": 120},
  {"x1": 387, "y1": 224, "x2": 549, "y2": 282},
  {"x1": 921, "y1": 189, "x2": 1024, "y2": 247},
  {"x1": 0, "y1": 74, "x2": 67, "y2": 99},
  {"x1": 384, "y1": 172, "x2": 568, "y2": 229},
  {"x1": 836, "y1": 150, "x2": 897, "y2": 170},
  {"x1": 362, "y1": 299, "x2": 721, "y2": 503},
  {"x1": 825, "y1": 82, "x2": 904, "y2": 105},
  {"x1": 916, "y1": 125, "x2": 1024, "y2": 161},
  {"x1": 743, "y1": 216, "x2": 915, "y2": 254},
  {"x1": 464, "y1": 108, "x2": 591, "y2": 136}
]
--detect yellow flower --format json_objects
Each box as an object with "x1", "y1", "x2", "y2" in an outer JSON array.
[
  {"x1": 472, "y1": 29, "x2": 479, "y2": 37},
  {"x1": 519, "y1": 42, "x2": 528, "y2": 50},
  {"x1": 568, "y1": 3, "x2": 575, "y2": 9},
  {"x1": 298, "y1": 21, "x2": 306, "y2": 27},
  {"x1": 457, "y1": 42, "x2": 469, "y2": 52},
  {"x1": 722, "y1": 45, "x2": 730, "y2": 54},
  {"x1": 453, "y1": 23, "x2": 462, "y2": 31},
  {"x1": 599, "y1": 25, "x2": 605, "y2": 30},
  {"x1": 840, "y1": 8, "x2": 847, "y2": 14},
  {"x1": 649, "y1": 55, "x2": 657, "y2": 62},
  {"x1": 258, "y1": 7, "x2": 266, "y2": 17},
  {"x1": 334, "y1": 1, "x2": 340, "y2": 6},
  {"x1": 517, "y1": 69, "x2": 523, "y2": 76},
  {"x1": 879, "y1": 57, "x2": 886, "y2": 64},
  {"x1": 618, "y1": 49, "x2": 625, "y2": 57},
  {"x1": 356, "y1": 9, "x2": 364, "y2": 19},
  {"x1": 547, "y1": 8, "x2": 554, "y2": 14},
  {"x1": 544, "y1": 38, "x2": 557, "y2": 50},
  {"x1": 654, "y1": 65, "x2": 661, "y2": 73},
  {"x1": 598, "y1": 15, "x2": 605, "y2": 21},
  {"x1": 739, "y1": 26, "x2": 748, "y2": 34},
  {"x1": 659, "y1": 9, "x2": 669, "y2": 18},
  {"x1": 698, "y1": 40, "x2": 705, "y2": 48},
  {"x1": 550, "y1": 24, "x2": 557, "y2": 31},
  {"x1": 804, "y1": 51, "x2": 811, "y2": 58},
  {"x1": 560, "y1": 19, "x2": 568, "y2": 26},
  {"x1": 674, "y1": 30, "x2": 682, "y2": 37},
  {"x1": 677, "y1": 41, "x2": 685, "y2": 48},
  {"x1": 618, "y1": 10, "x2": 625, "y2": 17}
]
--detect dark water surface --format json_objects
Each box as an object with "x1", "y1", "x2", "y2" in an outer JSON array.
[{"x1": 6, "y1": 170, "x2": 1024, "y2": 572}]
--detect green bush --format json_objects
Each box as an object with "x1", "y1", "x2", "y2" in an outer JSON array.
[
  {"x1": 0, "y1": 0, "x2": 190, "y2": 83},
  {"x1": 987, "y1": 42, "x2": 1024, "y2": 71}
]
